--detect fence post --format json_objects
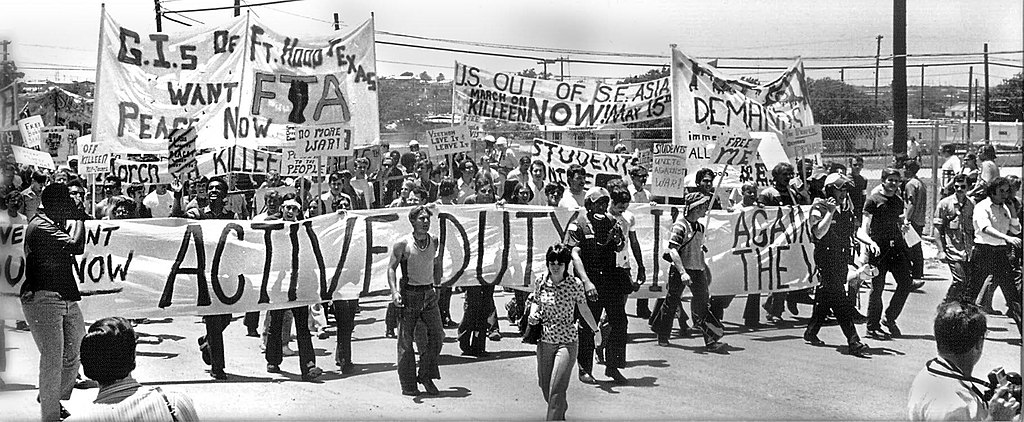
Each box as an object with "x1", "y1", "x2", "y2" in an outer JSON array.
[{"x1": 930, "y1": 121, "x2": 940, "y2": 237}]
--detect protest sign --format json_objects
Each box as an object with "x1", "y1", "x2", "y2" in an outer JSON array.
[
  {"x1": 532, "y1": 139, "x2": 635, "y2": 186},
  {"x1": 0, "y1": 204, "x2": 816, "y2": 319},
  {"x1": 56, "y1": 129, "x2": 80, "y2": 166},
  {"x1": 167, "y1": 126, "x2": 198, "y2": 176},
  {"x1": 425, "y1": 125, "x2": 471, "y2": 156},
  {"x1": 453, "y1": 61, "x2": 670, "y2": 128},
  {"x1": 17, "y1": 116, "x2": 44, "y2": 148},
  {"x1": 111, "y1": 158, "x2": 169, "y2": 185},
  {"x1": 281, "y1": 148, "x2": 324, "y2": 176},
  {"x1": 293, "y1": 124, "x2": 354, "y2": 157},
  {"x1": 196, "y1": 145, "x2": 281, "y2": 177},
  {"x1": 707, "y1": 135, "x2": 762, "y2": 167},
  {"x1": 78, "y1": 140, "x2": 113, "y2": 174},
  {"x1": 94, "y1": 11, "x2": 378, "y2": 153},
  {"x1": 41, "y1": 126, "x2": 67, "y2": 158},
  {"x1": 781, "y1": 124, "x2": 824, "y2": 159},
  {"x1": 11, "y1": 144, "x2": 56, "y2": 169},
  {"x1": 650, "y1": 143, "x2": 689, "y2": 197}
]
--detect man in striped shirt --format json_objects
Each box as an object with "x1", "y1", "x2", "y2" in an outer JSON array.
[{"x1": 79, "y1": 317, "x2": 199, "y2": 421}]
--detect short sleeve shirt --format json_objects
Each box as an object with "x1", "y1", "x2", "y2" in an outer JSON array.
[
  {"x1": 934, "y1": 195, "x2": 974, "y2": 261},
  {"x1": 904, "y1": 178, "x2": 927, "y2": 226},
  {"x1": 863, "y1": 192, "x2": 904, "y2": 241},
  {"x1": 973, "y1": 198, "x2": 1016, "y2": 246},
  {"x1": 758, "y1": 186, "x2": 798, "y2": 206},
  {"x1": 610, "y1": 210, "x2": 636, "y2": 269},
  {"x1": 534, "y1": 274, "x2": 586, "y2": 344},
  {"x1": 907, "y1": 362, "x2": 988, "y2": 421},
  {"x1": 668, "y1": 215, "x2": 705, "y2": 270}
]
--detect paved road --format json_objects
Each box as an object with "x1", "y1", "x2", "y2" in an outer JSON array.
[{"x1": 1, "y1": 258, "x2": 1020, "y2": 420}]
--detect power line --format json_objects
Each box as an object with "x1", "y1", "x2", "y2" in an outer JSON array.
[
  {"x1": 163, "y1": 10, "x2": 205, "y2": 25},
  {"x1": 262, "y1": 5, "x2": 335, "y2": 25},
  {"x1": 162, "y1": 0, "x2": 305, "y2": 14},
  {"x1": 161, "y1": 14, "x2": 193, "y2": 27}
]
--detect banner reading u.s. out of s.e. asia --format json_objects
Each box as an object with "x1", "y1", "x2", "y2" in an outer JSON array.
[
  {"x1": 94, "y1": 10, "x2": 378, "y2": 153},
  {"x1": 453, "y1": 61, "x2": 670, "y2": 128},
  {"x1": 0, "y1": 205, "x2": 817, "y2": 320}
]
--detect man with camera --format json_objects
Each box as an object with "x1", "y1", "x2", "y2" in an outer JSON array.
[{"x1": 908, "y1": 301, "x2": 1020, "y2": 421}]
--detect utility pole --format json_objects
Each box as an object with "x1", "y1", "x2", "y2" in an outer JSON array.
[
  {"x1": 333, "y1": 13, "x2": 340, "y2": 30},
  {"x1": 154, "y1": 0, "x2": 162, "y2": 32},
  {"x1": 234, "y1": 0, "x2": 241, "y2": 17},
  {"x1": 919, "y1": 65, "x2": 925, "y2": 118},
  {"x1": 559, "y1": 57, "x2": 565, "y2": 82},
  {"x1": 892, "y1": 0, "x2": 908, "y2": 157},
  {"x1": 967, "y1": 67, "x2": 973, "y2": 143},
  {"x1": 0, "y1": 40, "x2": 11, "y2": 87},
  {"x1": 983, "y1": 43, "x2": 990, "y2": 141},
  {"x1": 874, "y1": 34, "x2": 883, "y2": 109},
  {"x1": 840, "y1": 68, "x2": 844, "y2": 82}
]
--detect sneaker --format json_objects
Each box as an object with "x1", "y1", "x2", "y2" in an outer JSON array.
[
  {"x1": 578, "y1": 371, "x2": 596, "y2": 384},
  {"x1": 881, "y1": 319, "x2": 902, "y2": 337},
  {"x1": 705, "y1": 341, "x2": 727, "y2": 353},
  {"x1": 266, "y1": 364, "x2": 281, "y2": 373},
  {"x1": 866, "y1": 327, "x2": 891, "y2": 340},
  {"x1": 848, "y1": 341, "x2": 870, "y2": 357},
  {"x1": 302, "y1": 365, "x2": 323, "y2": 382},
  {"x1": 487, "y1": 330, "x2": 502, "y2": 341},
  {"x1": 803, "y1": 332, "x2": 826, "y2": 346},
  {"x1": 605, "y1": 367, "x2": 628, "y2": 384}
]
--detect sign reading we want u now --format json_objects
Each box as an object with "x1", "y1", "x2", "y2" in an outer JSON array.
[{"x1": 0, "y1": 204, "x2": 817, "y2": 320}]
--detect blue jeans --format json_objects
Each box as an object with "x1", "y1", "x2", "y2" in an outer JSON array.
[
  {"x1": 397, "y1": 286, "x2": 444, "y2": 391},
  {"x1": 867, "y1": 239, "x2": 913, "y2": 329},
  {"x1": 537, "y1": 341, "x2": 578, "y2": 421},
  {"x1": 21, "y1": 291, "x2": 85, "y2": 421}
]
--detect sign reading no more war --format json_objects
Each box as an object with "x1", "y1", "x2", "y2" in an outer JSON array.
[
  {"x1": 293, "y1": 124, "x2": 354, "y2": 157},
  {"x1": 425, "y1": 125, "x2": 471, "y2": 156}
]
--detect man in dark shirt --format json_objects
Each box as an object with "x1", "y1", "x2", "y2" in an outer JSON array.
[
  {"x1": 21, "y1": 183, "x2": 87, "y2": 421},
  {"x1": 858, "y1": 168, "x2": 913, "y2": 339},
  {"x1": 757, "y1": 162, "x2": 812, "y2": 322},
  {"x1": 188, "y1": 178, "x2": 238, "y2": 380},
  {"x1": 848, "y1": 155, "x2": 868, "y2": 223}
]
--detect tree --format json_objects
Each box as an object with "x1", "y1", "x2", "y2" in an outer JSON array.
[
  {"x1": 436, "y1": 73, "x2": 445, "y2": 82},
  {"x1": 988, "y1": 72, "x2": 1023, "y2": 122},
  {"x1": 622, "y1": 67, "x2": 671, "y2": 139},
  {"x1": 419, "y1": 71, "x2": 432, "y2": 82},
  {"x1": 806, "y1": 77, "x2": 889, "y2": 124},
  {"x1": 517, "y1": 67, "x2": 552, "y2": 80},
  {"x1": 400, "y1": 71, "x2": 414, "y2": 77}
]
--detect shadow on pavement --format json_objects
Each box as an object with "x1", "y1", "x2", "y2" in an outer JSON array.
[
  {"x1": 137, "y1": 351, "x2": 180, "y2": 359},
  {"x1": 136, "y1": 332, "x2": 187, "y2": 344},
  {"x1": 412, "y1": 385, "x2": 472, "y2": 402},
  {"x1": 624, "y1": 359, "x2": 669, "y2": 369},
  {"x1": 1, "y1": 382, "x2": 36, "y2": 392},
  {"x1": 593, "y1": 375, "x2": 659, "y2": 393}
]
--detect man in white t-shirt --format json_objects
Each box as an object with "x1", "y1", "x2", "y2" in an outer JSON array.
[
  {"x1": 143, "y1": 182, "x2": 174, "y2": 218},
  {"x1": 350, "y1": 157, "x2": 376, "y2": 209},
  {"x1": 558, "y1": 164, "x2": 588, "y2": 209},
  {"x1": 939, "y1": 144, "x2": 962, "y2": 195}
]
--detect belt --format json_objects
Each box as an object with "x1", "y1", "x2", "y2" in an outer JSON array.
[{"x1": 404, "y1": 284, "x2": 434, "y2": 290}]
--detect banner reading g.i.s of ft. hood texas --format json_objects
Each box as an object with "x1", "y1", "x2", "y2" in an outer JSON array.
[
  {"x1": 94, "y1": 10, "x2": 378, "y2": 153},
  {"x1": 453, "y1": 61, "x2": 670, "y2": 128}
]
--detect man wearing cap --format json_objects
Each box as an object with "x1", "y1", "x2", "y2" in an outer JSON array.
[
  {"x1": 803, "y1": 173, "x2": 870, "y2": 356},
  {"x1": 492, "y1": 136, "x2": 518, "y2": 176},
  {"x1": 858, "y1": 167, "x2": 914, "y2": 339},
  {"x1": 567, "y1": 186, "x2": 629, "y2": 384},
  {"x1": 651, "y1": 192, "x2": 727, "y2": 352},
  {"x1": 558, "y1": 164, "x2": 589, "y2": 209},
  {"x1": 400, "y1": 140, "x2": 422, "y2": 173}
]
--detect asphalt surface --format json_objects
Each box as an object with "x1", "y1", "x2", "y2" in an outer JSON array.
[{"x1": 1, "y1": 254, "x2": 1021, "y2": 420}]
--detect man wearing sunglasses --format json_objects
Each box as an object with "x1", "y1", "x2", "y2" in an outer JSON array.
[
  {"x1": 935, "y1": 174, "x2": 975, "y2": 303},
  {"x1": 858, "y1": 168, "x2": 914, "y2": 339}
]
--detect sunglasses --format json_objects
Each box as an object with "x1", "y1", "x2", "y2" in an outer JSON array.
[{"x1": 954, "y1": 184, "x2": 968, "y2": 190}]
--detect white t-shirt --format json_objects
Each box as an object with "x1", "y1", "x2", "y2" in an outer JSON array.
[
  {"x1": 0, "y1": 211, "x2": 28, "y2": 226},
  {"x1": 558, "y1": 189, "x2": 586, "y2": 209},
  {"x1": 528, "y1": 179, "x2": 549, "y2": 206},
  {"x1": 350, "y1": 178, "x2": 375, "y2": 208},
  {"x1": 143, "y1": 190, "x2": 175, "y2": 218},
  {"x1": 610, "y1": 210, "x2": 636, "y2": 269},
  {"x1": 907, "y1": 361, "x2": 988, "y2": 421},
  {"x1": 941, "y1": 155, "x2": 962, "y2": 184}
]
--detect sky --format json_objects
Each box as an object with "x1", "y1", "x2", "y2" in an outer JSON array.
[{"x1": 0, "y1": 0, "x2": 1020, "y2": 87}]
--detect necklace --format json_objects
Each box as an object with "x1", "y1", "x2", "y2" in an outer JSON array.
[{"x1": 414, "y1": 235, "x2": 429, "y2": 251}]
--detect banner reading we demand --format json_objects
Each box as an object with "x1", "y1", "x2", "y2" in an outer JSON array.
[
  {"x1": 453, "y1": 61, "x2": 670, "y2": 128},
  {"x1": 0, "y1": 205, "x2": 816, "y2": 320},
  {"x1": 94, "y1": 9, "x2": 378, "y2": 153},
  {"x1": 665, "y1": 46, "x2": 815, "y2": 190}
]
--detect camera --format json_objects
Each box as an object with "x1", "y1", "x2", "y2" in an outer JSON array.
[{"x1": 983, "y1": 368, "x2": 1023, "y2": 404}]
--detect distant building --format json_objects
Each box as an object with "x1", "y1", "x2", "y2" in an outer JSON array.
[{"x1": 945, "y1": 102, "x2": 976, "y2": 119}]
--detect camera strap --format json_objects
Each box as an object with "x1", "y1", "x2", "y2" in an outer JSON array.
[{"x1": 926, "y1": 358, "x2": 991, "y2": 403}]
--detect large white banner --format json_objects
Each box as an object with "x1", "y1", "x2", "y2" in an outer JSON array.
[
  {"x1": 453, "y1": 61, "x2": 670, "y2": 128},
  {"x1": 94, "y1": 11, "x2": 378, "y2": 153},
  {"x1": 0, "y1": 205, "x2": 816, "y2": 319}
]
